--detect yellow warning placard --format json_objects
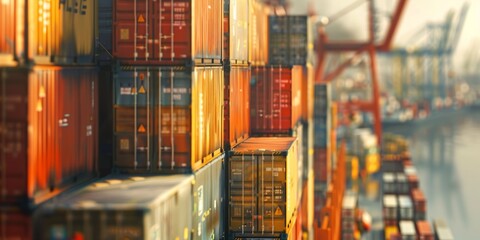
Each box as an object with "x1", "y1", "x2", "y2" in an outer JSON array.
[
  {"x1": 274, "y1": 207, "x2": 283, "y2": 216},
  {"x1": 138, "y1": 85, "x2": 146, "y2": 94},
  {"x1": 138, "y1": 124, "x2": 146, "y2": 133},
  {"x1": 131, "y1": 87, "x2": 137, "y2": 94},
  {"x1": 138, "y1": 14, "x2": 145, "y2": 23}
]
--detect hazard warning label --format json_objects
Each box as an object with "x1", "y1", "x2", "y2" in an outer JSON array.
[
  {"x1": 138, "y1": 124, "x2": 146, "y2": 133},
  {"x1": 138, "y1": 85, "x2": 146, "y2": 94},
  {"x1": 138, "y1": 14, "x2": 145, "y2": 23},
  {"x1": 274, "y1": 207, "x2": 283, "y2": 216}
]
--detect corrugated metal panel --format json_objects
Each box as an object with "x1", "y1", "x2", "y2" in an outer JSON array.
[
  {"x1": 27, "y1": 0, "x2": 96, "y2": 65},
  {"x1": 224, "y1": 66, "x2": 250, "y2": 149},
  {"x1": 248, "y1": 0, "x2": 269, "y2": 66},
  {"x1": 0, "y1": 66, "x2": 98, "y2": 206},
  {"x1": 250, "y1": 66, "x2": 302, "y2": 136},
  {"x1": 0, "y1": 209, "x2": 32, "y2": 240},
  {"x1": 0, "y1": 0, "x2": 25, "y2": 65},
  {"x1": 113, "y1": 66, "x2": 223, "y2": 173},
  {"x1": 228, "y1": 137, "x2": 298, "y2": 238},
  {"x1": 112, "y1": 0, "x2": 223, "y2": 65},
  {"x1": 313, "y1": 148, "x2": 330, "y2": 185},
  {"x1": 35, "y1": 175, "x2": 194, "y2": 240},
  {"x1": 224, "y1": 0, "x2": 249, "y2": 63},
  {"x1": 192, "y1": 154, "x2": 225, "y2": 239}
]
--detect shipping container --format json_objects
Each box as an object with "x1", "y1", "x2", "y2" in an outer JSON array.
[
  {"x1": 268, "y1": 16, "x2": 309, "y2": 66},
  {"x1": 28, "y1": 0, "x2": 96, "y2": 65},
  {"x1": 383, "y1": 195, "x2": 398, "y2": 223},
  {"x1": 301, "y1": 65, "x2": 314, "y2": 121},
  {"x1": 250, "y1": 66, "x2": 303, "y2": 136},
  {"x1": 313, "y1": 83, "x2": 331, "y2": 148},
  {"x1": 112, "y1": 0, "x2": 223, "y2": 65},
  {"x1": 113, "y1": 66, "x2": 223, "y2": 173},
  {"x1": 0, "y1": 0, "x2": 25, "y2": 65},
  {"x1": 433, "y1": 219, "x2": 454, "y2": 240},
  {"x1": 192, "y1": 154, "x2": 226, "y2": 239},
  {"x1": 36, "y1": 175, "x2": 194, "y2": 240},
  {"x1": 248, "y1": 0, "x2": 270, "y2": 66},
  {"x1": 0, "y1": 208, "x2": 32, "y2": 240},
  {"x1": 416, "y1": 221, "x2": 434, "y2": 240},
  {"x1": 224, "y1": 0, "x2": 249, "y2": 63},
  {"x1": 396, "y1": 173, "x2": 409, "y2": 194},
  {"x1": 314, "y1": 148, "x2": 330, "y2": 185},
  {"x1": 385, "y1": 225, "x2": 399, "y2": 240},
  {"x1": 224, "y1": 66, "x2": 250, "y2": 149},
  {"x1": 411, "y1": 189, "x2": 426, "y2": 220},
  {"x1": 0, "y1": 66, "x2": 98, "y2": 207},
  {"x1": 399, "y1": 221, "x2": 416, "y2": 240},
  {"x1": 228, "y1": 137, "x2": 299, "y2": 238},
  {"x1": 383, "y1": 173, "x2": 396, "y2": 194},
  {"x1": 398, "y1": 195, "x2": 413, "y2": 220}
]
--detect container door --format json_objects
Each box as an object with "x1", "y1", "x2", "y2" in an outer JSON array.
[
  {"x1": 229, "y1": 154, "x2": 257, "y2": 233},
  {"x1": 258, "y1": 154, "x2": 287, "y2": 233}
]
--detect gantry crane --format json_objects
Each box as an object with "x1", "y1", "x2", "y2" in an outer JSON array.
[
  {"x1": 314, "y1": 0, "x2": 408, "y2": 144},
  {"x1": 380, "y1": 3, "x2": 469, "y2": 105}
]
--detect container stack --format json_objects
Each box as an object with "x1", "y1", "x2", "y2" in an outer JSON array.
[
  {"x1": 0, "y1": 1, "x2": 99, "y2": 239},
  {"x1": 32, "y1": 0, "x2": 227, "y2": 239},
  {"x1": 341, "y1": 193, "x2": 358, "y2": 240},
  {"x1": 382, "y1": 134, "x2": 434, "y2": 240}
]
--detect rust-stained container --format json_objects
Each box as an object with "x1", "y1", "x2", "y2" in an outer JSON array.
[
  {"x1": 248, "y1": 0, "x2": 270, "y2": 66},
  {"x1": 113, "y1": 0, "x2": 223, "y2": 65},
  {"x1": 0, "y1": 0, "x2": 26, "y2": 65},
  {"x1": 27, "y1": 0, "x2": 96, "y2": 65},
  {"x1": 224, "y1": 0, "x2": 249, "y2": 63},
  {"x1": 224, "y1": 65, "x2": 250, "y2": 149},
  {"x1": 416, "y1": 221, "x2": 434, "y2": 240},
  {"x1": 0, "y1": 66, "x2": 98, "y2": 207},
  {"x1": 36, "y1": 174, "x2": 194, "y2": 240},
  {"x1": 113, "y1": 66, "x2": 224, "y2": 173},
  {"x1": 228, "y1": 137, "x2": 299, "y2": 239},
  {"x1": 250, "y1": 66, "x2": 303, "y2": 136},
  {"x1": 0, "y1": 208, "x2": 32, "y2": 240}
]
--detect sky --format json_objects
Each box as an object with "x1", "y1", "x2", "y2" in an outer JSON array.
[{"x1": 289, "y1": 0, "x2": 480, "y2": 70}]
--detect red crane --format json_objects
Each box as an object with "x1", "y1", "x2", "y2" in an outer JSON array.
[{"x1": 315, "y1": 0, "x2": 408, "y2": 144}]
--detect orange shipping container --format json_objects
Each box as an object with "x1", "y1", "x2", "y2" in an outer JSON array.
[
  {"x1": 248, "y1": 0, "x2": 270, "y2": 66},
  {"x1": 114, "y1": 66, "x2": 224, "y2": 173},
  {"x1": 0, "y1": 66, "x2": 98, "y2": 207},
  {"x1": 224, "y1": 0, "x2": 249, "y2": 63},
  {"x1": 224, "y1": 66, "x2": 250, "y2": 149},
  {"x1": 0, "y1": 0, "x2": 25, "y2": 65},
  {"x1": 27, "y1": 0, "x2": 96, "y2": 65}
]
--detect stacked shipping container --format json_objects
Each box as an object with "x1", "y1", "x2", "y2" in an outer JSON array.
[
  {"x1": 228, "y1": 137, "x2": 299, "y2": 239},
  {"x1": 1, "y1": 1, "x2": 100, "y2": 239}
]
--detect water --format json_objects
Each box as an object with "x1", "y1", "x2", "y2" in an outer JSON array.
[{"x1": 385, "y1": 109, "x2": 480, "y2": 239}]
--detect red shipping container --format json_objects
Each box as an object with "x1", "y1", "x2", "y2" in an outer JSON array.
[
  {"x1": 411, "y1": 188, "x2": 426, "y2": 212},
  {"x1": 416, "y1": 221, "x2": 434, "y2": 240},
  {"x1": 113, "y1": 0, "x2": 223, "y2": 65},
  {"x1": 27, "y1": 0, "x2": 96, "y2": 65},
  {"x1": 313, "y1": 148, "x2": 330, "y2": 184},
  {"x1": 224, "y1": 66, "x2": 250, "y2": 149},
  {"x1": 0, "y1": 209, "x2": 32, "y2": 240},
  {"x1": 0, "y1": 0, "x2": 25, "y2": 65},
  {"x1": 114, "y1": 66, "x2": 224, "y2": 173},
  {"x1": 0, "y1": 66, "x2": 98, "y2": 207},
  {"x1": 250, "y1": 66, "x2": 302, "y2": 136}
]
